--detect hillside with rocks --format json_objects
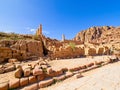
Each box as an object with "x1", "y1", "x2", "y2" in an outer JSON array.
[{"x1": 74, "y1": 26, "x2": 120, "y2": 44}]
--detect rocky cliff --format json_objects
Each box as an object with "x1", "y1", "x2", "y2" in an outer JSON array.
[{"x1": 74, "y1": 26, "x2": 120, "y2": 44}]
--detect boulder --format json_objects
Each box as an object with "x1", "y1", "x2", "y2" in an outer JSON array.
[
  {"x1": 20, "y1": 77, "x2": 29, "y2": 87},
  {"x1": 74, "y1": 73, "x2": 83, "y2": 79},
  {"x1": 54, "y1": 69, "x2": 63, "y2": 76},
  {"x1": 38, "y1": 79, "x2": 54, "y2": 88},
  {"x1": 94, "y1": 61, "x2": 104, "y2": 66},
  {"x1": 47, "y1": 68, "x2": 53, "y2": 74},
  {"x1": 14, "y1": 68, "x2": 23, "y2": 78},
  {"x1": 22, "y1": 65, "x2": 32, "y2": 70},
  {"x1": 29, "y1": 76, "x2": 37, "y2": 84},
  {"x1": 68, "y1": 68, "x2": 75, "y2": 72},
  {"x1": 54, "y1": 75, "x2": 65, "y2": 81},
  {"x1": 37, "y1": 74, "x2": 46, "y2": 81},
  {"x1": 4, "y1": 65, "x2": 15, "y2": 72},
  {"x1": 33, "y1": 68, "x2": 43, "y2": 76},
  {"x1": 15, "y1": 64, "x2": 22, "y2": 69},
  {"x1": 28, "y1": 63, "x2": 36, "y2": 69},
  {"x1": 86, "y1": 62, "x2": 94, "y2": 67},
  {"x1": 110, "y1": 55, "x2": 119, "y2": 62},
  {"x1": 22, "y1": 83, "x2": 38, "y2": 90},
  {"x1": 61, "y1": 68, "x2": 68, "y2": 72},
  {"x1": 48, "y1": 69, "x2": 63, "y2": 77},
  {"x1": 81, "y1": 65, "x2": 87, "y2": 69},
  {"x1": 0, "y1": 68, "x2": 5, "y2": 74},
  {"x1": 0, "y1": 82, "x2": 8, "y2": 90},
  {"x1": 9, "y1": 78, "x2": 20, "y2": 89},
  {"x1": 23, "y1": 68, "x2": 31, "y2": 77},
  {"x1": 8, "y1": 58, "x2": 18, "y2": 63},
  {"x1": 69, "y1": 67, "x2": 80, "y2": 72},
  {"x1": 65, "y1": 72, "x2": 74, "y2": 78}
]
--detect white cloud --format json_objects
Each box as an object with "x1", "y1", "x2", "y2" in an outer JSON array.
[
  {"x1": 43, "y1": 30, "x2": 50, "y2": 35},
  {"x1": 30, "y1": 29, "x2": 36, "y2": 32},
  {"x1": 25, "y1": 27, "x2": 50, "y2": 35},
  {"x1": 25, "y1": 27, "x2": 36, "y2": 33},
  {"x1": 2, "y1": 30, "x2": 13, "y2": 33}
]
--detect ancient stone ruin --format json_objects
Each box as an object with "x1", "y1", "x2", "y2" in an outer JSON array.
[
  {"x1": 0, "y1": 25, "x2": 120, "y2": 90},
  {"x1": 36, "y1": 24, "x2": 42, "y2": 36}
]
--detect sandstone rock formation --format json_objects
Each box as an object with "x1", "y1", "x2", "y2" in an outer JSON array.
[
  {"x1": 74, "y1": 26, "x2": 120, "y2": 44},
  {"x1": 0, "y1": 40, "x2": 43, "y2": 63}
]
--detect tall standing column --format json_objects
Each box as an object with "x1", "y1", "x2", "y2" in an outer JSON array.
[{"x1": 62, "y1": 34, "x2": 65, "y2": 41}]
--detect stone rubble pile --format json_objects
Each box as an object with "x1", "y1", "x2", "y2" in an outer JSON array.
[
  {"x1": 0, "y1": 40, "x2": 43, "y2": 63},
  {"x1": 0, "y1": 56, "x2": 119, "y2": 90}
]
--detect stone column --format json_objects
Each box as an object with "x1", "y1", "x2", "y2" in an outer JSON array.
[
  {"x1": 39, "y1": 24, "x2": 42, "y2": 35},
  {"x1": 62, "y1": 34, "x2": 65, "y2": 41},
  {"x1": 36, "y1": 24, "x2": 42, "y2": 36}
]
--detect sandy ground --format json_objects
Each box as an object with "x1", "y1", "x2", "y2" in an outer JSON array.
[
  {"x1": 41, "y1": 60, "x2": 120, "y2": 90},
  {"x1": 0, "y1": 55, "x2": 109, "y2": 84},
  {"x1": 0, "y1": 56, "x2": 109, "y2": 90},
  {"x1": 48, "y1": 55, "x2": 109, "y2": 70}
]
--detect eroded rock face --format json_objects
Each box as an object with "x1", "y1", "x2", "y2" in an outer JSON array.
[
  {"x1": 74, "y1": 26, "x2": 116, "y2": 43},
  {"x1": 0, "y1": 40, "x2": 44, "y2": 63}
]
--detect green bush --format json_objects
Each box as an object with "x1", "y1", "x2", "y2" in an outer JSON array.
[
  {"x1": 69, "y1": 42, "x2": 75, "y2": 51},
  {"x1": 32, "y1": 35, "x2": 39, "y2": 40}
]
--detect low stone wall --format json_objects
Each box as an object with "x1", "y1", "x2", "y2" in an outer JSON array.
[
  {"x1": 49, "y1": 47, "x2": 85, "y2": 59},
  {"x1": 0, "y1": 39, "x2": 112, "y2": 63},
  {"x1": 49, "y1": 46, "x2": 111, "y2": 60}
]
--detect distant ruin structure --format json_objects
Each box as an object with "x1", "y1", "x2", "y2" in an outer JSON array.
[
  {"x1": 36, "y1": 24, "x2": 42, "y2": 36},
  {"x1": 62, "y1": 34, "x2": 65, "y2": 41}
]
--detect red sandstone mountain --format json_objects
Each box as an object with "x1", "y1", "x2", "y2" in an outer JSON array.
[{"x1": 74, "y1": 26, "x2": 120, "y2": 44}]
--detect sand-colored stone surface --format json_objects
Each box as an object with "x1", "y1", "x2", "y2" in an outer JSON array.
[
  {"x1": 41, "y1": 60, "x2": 120, "y2": 90},
  {"x1": 0, "y1": 60, "x2": 41, "y2": 83},
  {"x1": 48, "y1": 55, "x2": 109, "y2": 70},
  {"x1": 0, "y1": 56, "x2": 109, "y2": 84}
]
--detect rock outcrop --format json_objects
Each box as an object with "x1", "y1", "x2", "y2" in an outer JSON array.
[
  {"x1": 74, "y1": 26, "x2": 120, "y2": 44},
  {"x1": 0, "y1": 40, "x2": 43, "y2": 63}
]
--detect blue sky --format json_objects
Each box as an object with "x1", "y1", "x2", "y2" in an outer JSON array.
[{"x1": 0, "y1": 0, "x2": 120, "y2": 40}]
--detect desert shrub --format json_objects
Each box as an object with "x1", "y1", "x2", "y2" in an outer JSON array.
[
  {"x1": 42, "y1": 68, "x2": 47, "y2": 73},
  {"x1": 32, "y1": 34, "x2": 39, "y2": 40},
  {"x1": 69, "y1": 42, "x2": 75, "y2": 51}
]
